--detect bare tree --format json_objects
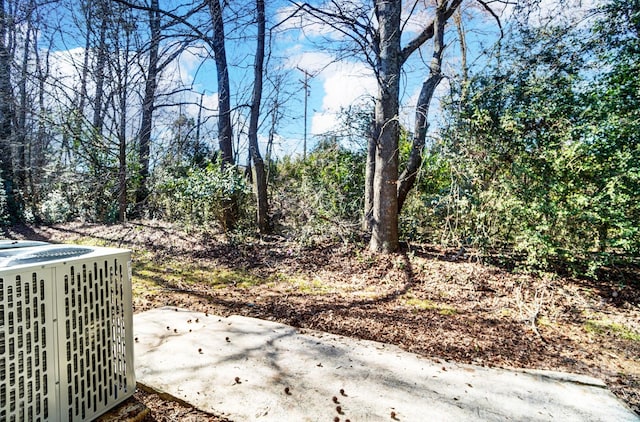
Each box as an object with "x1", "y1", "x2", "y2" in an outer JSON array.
[
  {"x1": 92, "y1": 0, "x2": 109, "y2": 137},
  {"x1": 363, "y1": 112, "x2": 377, "y2": 231},
  {"x1": 369, "y1": 0, "x2": 403, "y2": 252},
  {"x1": 136, "y1": 0, "x2": 161, "y2": 211},
  {"x1": 122, "y1": 0, "x2": 192, "y2": 214},
  {"x1": 15, "y1": 2, "x2": 32, "y2": 204},
  {"x1": 247, "y1": 0, "x2": 269, "y2": 233},
  {"x1": 115, "y1": 8, "x2": 136, "y2": 222},
  {"x1": 206, "y1": 0, "x2": 238, "y2": 230},
  {"x1": 294, "y1": 0, "x2": 463, "y2": 252},
  {"x1": 206, "y1": 0, "x2": 234, "y2": 166},
  {"x1": 31, "y1": 12, "x2": 50, "y2": 215}
]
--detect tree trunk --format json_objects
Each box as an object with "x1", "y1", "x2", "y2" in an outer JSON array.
[
  {"x1": 92, "y1": 2, "x2": 110, "y2": 221},
  {"x1": 118, "y1": 23, "x2": 132, "y2": 223},
  {"x1": 16, "y1": 18, "x2": 31, "y2": 208},
  {"x1": 248, "y1": 0, "x2": 269, "y2": 233},
  {"x1": 68, "y1": 3, "x2": 92, "y2": 167},
  {"x1": 32, "y1": 27, "x2": 47, "y2": 217},
  {"x1": 397, "y1": 0, "x2": 446, "y2": 212},
  {"x1": 118, "y1": 119, "x2": 127, "y2": 222},
  {"x1": 454, "y1": 9, "x2": 469, "y2": 103},
  {"x1": 363, "y1": 117, "x2": 377, "y2": 232},
  {"x1": 0, "y1": 0, "x2": 18, "y2": 221},
  {"x1": 369, "y1": 0, "x2": 401, "y2": 253},
  {"x1": 207, "y1": 0, "x2": 236, "y2": 230},
  {"x1": 366, "y1": 0, "x2": 461, "y2": 252},
  {"x1": 136, "y1": 0, "x2": 160, "y2": 212},
  {"x1": 207, "y1": 0, "x2": 233, "y2": 165},
  {"x1": 92, "y1": 1, "x2": 108, "y2": 136},
  {"x1": 266, "y1": 98, "x2": 278, "y2": 164}
]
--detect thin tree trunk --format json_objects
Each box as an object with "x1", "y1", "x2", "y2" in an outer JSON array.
[
  {"x1": 92, "y1": 1, "x2": 108, "y2": 136},
  {"x1": 397, "y1": 0, "x2": 446, "y2": 212},
  {"x1": 266, "y1": 99, "x2": 278, "y2": 164},
  {"x1": 136, "y1": 0, "x2": 160, "y2": 212},
  {"x1": 66, "y1": 4, "x2": 92, "y2": 169},
  {"x1": 454, "y1": 9, "x2": 469, "y2": 103},
  {"x1": 0, "y1": 0, "x2": 18, "y2": 221},
  {"x1": 93, "y1": 10, "x2": 109, "y2": 221},
  {"x1": 195, "y1": 91, "x2": 204, "y2": 160},
  {"x1": 118, "y1": 25, "x2": 131, "y2": 222},
  {"x1": 16, "y1": 19, "x2": 31, "y2": 206},
  {"x1": 363, "y1": 117, "x2": 377, "y2": 232},
  {"x1": 265, "y1": 95, "x2": 280, "y2": 183},
  {"x1": 32, "y1": 30, "x2": 48, "y2": 216},
  {"x1": 248, "y1": 0, "x2": 269, "y2": 233}
]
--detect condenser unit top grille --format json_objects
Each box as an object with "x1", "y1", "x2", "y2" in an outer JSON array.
[
  {"x1": 0, "y1": 240, "x2": 50, "y2": 250},
  {"x1": 0, "y1": 245, "x2": 94, "y2": 268}
]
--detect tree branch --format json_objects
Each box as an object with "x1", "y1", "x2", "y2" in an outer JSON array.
[
  {"x1": 400, "y1": 0, "x2": 463, "y2": 64},
  {"x1": 397, "y1": 0, "x2": 448, "y2": 211},
  {"x1": 111, "y1": 0, "x2": 216, "y2": 51},
  {"x1": 476, "y1": 0, "x2": 504, "y2": 39}
]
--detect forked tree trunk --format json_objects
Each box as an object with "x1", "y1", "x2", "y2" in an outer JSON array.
[
  {"x1": 368, "y1": 0, "x2": 461, "y2": 252},
  {"x1": 397, "y1": 1, "x2": 446, "y2": 212}
]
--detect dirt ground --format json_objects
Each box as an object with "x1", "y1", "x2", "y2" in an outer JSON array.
[{"x1": 3, "y1": 221, "x2": 639, "y2": 420}]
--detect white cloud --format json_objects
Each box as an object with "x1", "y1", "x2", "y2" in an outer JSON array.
[
  {"x1": 158, "y1": 44, "x2": 211, "y2": 92},
  {"x1": 284, "y1": 50, "x2": 334, "y2": 75},
  {"x1": 283, "y1": 48, "x2": 376, "y2": 136},
  {"x1": 260, "y1": 133, "x2": 305, "y2": 159},
  {"x1": 49, "y1": 47, "x2": 84, "y2": 82},
  {"x1": 311, "y1": 60, "x2": 376, "y2": 135}
]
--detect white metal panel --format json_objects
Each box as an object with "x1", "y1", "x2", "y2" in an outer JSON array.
[
  {"x1": 0, "y1": 267, "x2": 58, "y2": 422},
  {"x1": 56, "y1": 251, "x2": 135, "y2": 421}
]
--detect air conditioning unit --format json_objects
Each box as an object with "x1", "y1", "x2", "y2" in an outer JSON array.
[{"x1": 0, "y1": 244, "x2": 135, "y2": 421}]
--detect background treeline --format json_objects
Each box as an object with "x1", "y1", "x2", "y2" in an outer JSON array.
[{"x1": 0, "y1": 0, "x2": 638, "y2": 276}]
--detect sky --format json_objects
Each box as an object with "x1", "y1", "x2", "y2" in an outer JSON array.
[{"x1": 43, "y1": 0, "x2": 603, "y2": 162}]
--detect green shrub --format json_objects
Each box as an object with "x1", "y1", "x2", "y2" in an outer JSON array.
[
  {"x1": 271, "y1": 139, "x2": 365, "y2": 243},
  {"x1": 39, "y1": 189, "x2": 74, "y2": 224},
  {"x1": 153, "y1": 160, "x2": 251, "y2": 230}
]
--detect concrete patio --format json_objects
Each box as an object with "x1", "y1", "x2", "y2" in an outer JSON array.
[{"x1": 133, "y1": 307, "x2": 639, "y2": 421}]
